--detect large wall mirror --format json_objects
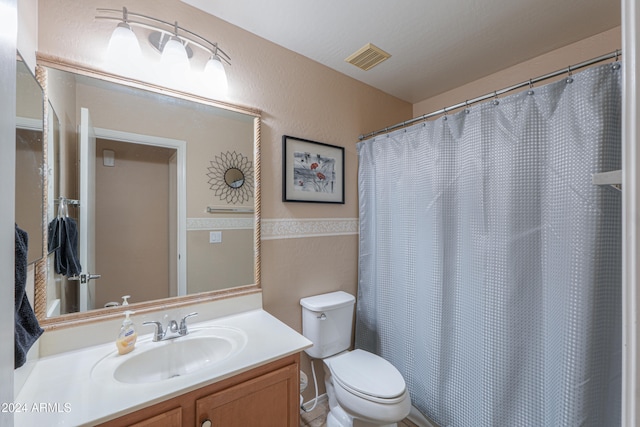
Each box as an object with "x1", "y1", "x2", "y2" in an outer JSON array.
[
  {"x1": 36, "y1": 57, "x2": 261, "y2": 326},
  {"x1": 16, "y1": 54, "x2": 45, "y2": 265}
]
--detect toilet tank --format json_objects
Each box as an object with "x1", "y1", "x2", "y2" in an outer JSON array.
[{"x1": 300, "y1": 291, "x2": 356, "y2": 359}]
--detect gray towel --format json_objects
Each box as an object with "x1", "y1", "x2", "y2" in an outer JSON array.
[{"x1": 15, "y1": 224, "x2": 43, "y2": 369}]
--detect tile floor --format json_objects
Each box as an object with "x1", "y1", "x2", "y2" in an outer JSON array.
[
  {"x1": 299, "y1": 398, "x2": 328, "y2": 427},
  {"x1": 299, "y1": 398, "x2": 420, "y2": 427}
]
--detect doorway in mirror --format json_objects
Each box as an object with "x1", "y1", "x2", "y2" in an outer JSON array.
[{"x1": 95, "y1": 137, "x2": 180, "y2": 309}]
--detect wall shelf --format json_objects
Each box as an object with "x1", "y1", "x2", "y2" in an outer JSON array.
[{"x1": 592, "y1": 169, "x2": 622, "y2": 191}]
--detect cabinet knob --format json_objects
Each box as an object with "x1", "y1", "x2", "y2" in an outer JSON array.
[{"x1": 201, "y1": 419, "x2": 212, "y2": 427}]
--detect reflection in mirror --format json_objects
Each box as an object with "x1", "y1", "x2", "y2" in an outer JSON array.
[
  {"x1": 39, "y1": 61, "x2": 260, "y2": 322},
  {"x1": 16, "y1": 55, "x2": 44, "y2": 264},
  {"x1": 207, "y1": 151, "x2": 254, "y2": 204},
  {"x1": 225, "y1": 168, "x2": 245, "y2": 188}
]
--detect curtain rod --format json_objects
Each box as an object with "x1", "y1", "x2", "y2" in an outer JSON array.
[{"x1": 358, "y1": 50, "x2": 622, "y2": 141}]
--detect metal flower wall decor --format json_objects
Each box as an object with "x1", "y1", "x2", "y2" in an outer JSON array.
[{"x1": 207, "y1": 151, "x2": 254, "y2": 204}]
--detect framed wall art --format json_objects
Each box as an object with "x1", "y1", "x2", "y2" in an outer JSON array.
[{"x1": 282, "y1": 135, "x2": 345, "y2": 204}]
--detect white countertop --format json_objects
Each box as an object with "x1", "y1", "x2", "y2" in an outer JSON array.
[{"x1": 14, "y1": 309, "x2": 312, "y2": 426}]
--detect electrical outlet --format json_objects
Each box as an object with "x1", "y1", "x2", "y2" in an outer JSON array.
[{"x1": 209, "y1": 231, "x2": 222, "y2": 244}]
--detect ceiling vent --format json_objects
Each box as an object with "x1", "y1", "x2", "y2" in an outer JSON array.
[{"x1": 345, "y1": 43, "x2": 391, "y2": 71}]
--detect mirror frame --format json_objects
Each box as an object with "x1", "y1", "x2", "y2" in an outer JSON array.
[{"x1": 34, "y1": 53, "x2": 262, "y2": 329}]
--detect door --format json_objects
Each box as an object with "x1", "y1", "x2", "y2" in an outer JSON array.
[
  {"x1": 90, "y1": 128, "x2": 186, "y2": 306},
  {"x1": 79, "y1": 107, "x2": 98, "y2": 311}
]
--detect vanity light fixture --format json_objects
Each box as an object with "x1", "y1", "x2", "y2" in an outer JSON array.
[
  {"x1": 96, "y1": 7, "x2": 230, "y2": 93},
  {"x1": 159, "y1": 28, "x2": 191, "y2": 83},
  {"x1": 203, "y1": 54, "x2": 228, "y2": 95},
  {"x1": 105, "y1": 20, "x2": 141, "y2": 67}
]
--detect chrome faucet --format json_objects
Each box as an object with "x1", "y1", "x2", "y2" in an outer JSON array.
[{"x1": 143, "y1": 312, "x2": 198, "y2": 342}]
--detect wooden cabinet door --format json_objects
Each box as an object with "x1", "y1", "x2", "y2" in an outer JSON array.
[{"x1": 196, "y1": 363, "x2": 299, "y2": 427}]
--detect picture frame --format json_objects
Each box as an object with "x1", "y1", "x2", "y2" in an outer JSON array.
[{"x1": 282, "y1": 135, "x2": 345, "y2": 204}]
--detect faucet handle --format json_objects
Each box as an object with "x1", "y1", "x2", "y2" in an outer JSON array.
[
  {"x1": 179, "y1": 312, "x2": 198, "y2": 335},
  {"x1": 142, "y1": 321, "x2": 164, "y2": 341}
]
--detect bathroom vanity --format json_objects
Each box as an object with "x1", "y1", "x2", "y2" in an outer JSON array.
[
  {"x1": 99, "y1": 354, "x2": 299, "y2": 426},
  {"x1": 14, "y1": 309, "x2": 312, "y2": 426}
]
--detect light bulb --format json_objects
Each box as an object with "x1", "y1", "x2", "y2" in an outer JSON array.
[
  {"x1": 105, "y1": 23, "x2": 141, "y2": 75},
  {"x1": 160, "y1": 37, "x2": 190, "y2": 85},
  {"x1": 203, "y1": 55, "x2": 228, "y2": 97}
]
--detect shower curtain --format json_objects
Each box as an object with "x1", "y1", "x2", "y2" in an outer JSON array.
[{"x1": 356, "y1": 63, "x2": 622, "y2": 427}]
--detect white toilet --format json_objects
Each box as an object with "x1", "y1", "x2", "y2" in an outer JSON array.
[{"x1": 300, "y1": 291, "x2": 411, "y2": 427}]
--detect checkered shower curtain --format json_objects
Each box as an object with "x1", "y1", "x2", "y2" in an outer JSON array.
[{"x1": 356, "y1": 62, "x2": 622, "y2": 427}]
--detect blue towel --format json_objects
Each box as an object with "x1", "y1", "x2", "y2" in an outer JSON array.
[
  {"x1": 15, "y1": 224, "x2": 44, "y2": 369},
  {"x1": 47, "y1": 216, "x2": 82, "y2": 277}
]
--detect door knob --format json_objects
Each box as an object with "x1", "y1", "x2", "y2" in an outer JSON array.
[{"x1": 201, "y1": 419, "x2": 212, "y2": 427}]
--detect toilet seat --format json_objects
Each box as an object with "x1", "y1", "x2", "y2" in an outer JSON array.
[{"x1": 328, "y1": 349, "x2": 406, "y2": 403}]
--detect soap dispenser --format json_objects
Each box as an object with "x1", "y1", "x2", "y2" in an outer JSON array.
[{"x1": 116, "y1": 310, "x2": 137, "y2": 355}]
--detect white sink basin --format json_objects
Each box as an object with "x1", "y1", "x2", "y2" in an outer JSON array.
[{"x1": 91, "y1": 326, "x2": 247, "y2": 384}]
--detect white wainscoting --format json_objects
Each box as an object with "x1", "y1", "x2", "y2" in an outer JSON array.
[
  {"x1": 187, "y1": 217, "x2": 254, "y2": 230},
  {"x1": 261, "y1": 218, "x2": 358, "y2": 240}
]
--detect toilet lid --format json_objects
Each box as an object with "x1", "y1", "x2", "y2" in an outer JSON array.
[{"x1": 330, "y1": 349, "x2": 406, "y2": 399}]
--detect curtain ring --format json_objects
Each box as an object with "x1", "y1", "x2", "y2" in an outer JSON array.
[
  {"x1": 527, "y1": 79, "x2": 535, "y2": 95},
  {"x1": 442, "y1": 106, "x2": 448, "y2": 121},
  {"x1": 464, "y1": 100, "x2": 470, "y2": 114},
  {"x1": 613, "y1": 50, "x2": 621, "y2": 70},
  {"x1": 493, "y1": 91, "x2": 499, "y2": 106},
  {"x1": 566, "y1": 65, "x2": 574, "y2": 84}
]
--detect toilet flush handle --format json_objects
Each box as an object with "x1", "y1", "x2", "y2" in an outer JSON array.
[{"x1": 317, "y1": 313, "x2": 327, "y2": 320}]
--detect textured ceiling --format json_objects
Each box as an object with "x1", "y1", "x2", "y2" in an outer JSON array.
[{"x1": 181, "y1": 0, "x2": 620, "y2": 104}]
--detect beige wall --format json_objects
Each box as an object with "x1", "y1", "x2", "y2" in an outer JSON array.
[
  {"x1": 414, "y1": 27, "x2": 621, "y2": 117},
  {"x1": 187, "y1": 229, "x2": 254, "y2": 294}
]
